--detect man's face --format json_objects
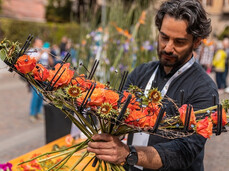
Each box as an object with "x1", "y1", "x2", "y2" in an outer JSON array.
[{"x1": 157, "y1": 14, "x2": 199, "y2": 69}]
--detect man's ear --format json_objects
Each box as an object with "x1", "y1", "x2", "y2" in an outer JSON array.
[{"x1": 193, "y1": 38, "x2": 202, "y2": 49}]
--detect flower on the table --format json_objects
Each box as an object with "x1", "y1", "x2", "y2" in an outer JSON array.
[
  {"x1": 211, "y1": 108, "x2": 228, "y2": 126},
  {"x1": 32, "y1": 63, "x2": 49, "y2": 81},
  {"x1": 65, "y1": 135, "x2": 74, "y2": 147},
  {"x1": 15, "y1": 55, "x2": 36, "y2": 74},
  {"x1": 65, "y1": 85, "x2": 82, "y2": 98},
  {"x1": 196, "y1": 117, "x2": 213, "y2": 138},
  {"x1": 179, "y1": 104, "x2": 196, "y2": 128},
  {"x1": 18, "y1": 154, "x2": 42, "y2": 170},
  {"x1": 0, "y1": 162, "x2": 12, "y2": 171},
  {"x1": 47, "y1": 63, "x2": 74, "y2": 88}
]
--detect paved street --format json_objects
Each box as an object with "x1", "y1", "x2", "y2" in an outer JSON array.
[{"x1": 0, "y1": 66, "x2": 228, "y2": 170}]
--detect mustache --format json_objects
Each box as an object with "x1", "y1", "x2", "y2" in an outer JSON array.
[{"x1": 160, "y1": 51, "x2": 178, "y2": 58}]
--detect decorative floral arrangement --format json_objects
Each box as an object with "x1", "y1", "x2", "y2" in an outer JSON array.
[{"x1": 0, "y1": 37, "x2": 228, "y2": 170}]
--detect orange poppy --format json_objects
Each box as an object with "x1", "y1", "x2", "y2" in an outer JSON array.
[
  {"x1": 103, "y1": 89, "x2": 119, "y2": 106},
  {"x1": 196, "y1": 117, "x2": 213, "y2": 139},
  {"x1": 179, "y1": 104, "x2": 196, "y2": 128},
  {"x1": 125, "y1": 109, "x2": 146, "y2": 128},
  {"x1": 32, "y1": 63, "x2": 49, "y2": 81},
  {"x1": 211, "y1": 108, "x2": 228, "y2": 127},
  {"x1": 72, "y1": 75, "x2": 92, "y2": 92},
  {"x1": 78, "y1": 88, "x2": 105, "y2": 106},
  {"x1": 15, "y1": 55, "x2": 36, "y2": 74},
  {"x1": 121, "y1": 91, "x2": 140, "y2": 111},
  {"x1": 48, "y1": 63, "x2": 74, "y2": 88}
]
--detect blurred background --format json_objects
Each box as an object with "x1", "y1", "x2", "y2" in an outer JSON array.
[{"x1": 0, "y1": 0, "x2": 229, "y2": 170}]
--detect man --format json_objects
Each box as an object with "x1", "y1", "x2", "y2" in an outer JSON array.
[{"x1": 87, "y1": 0, "x2": 219, "y2": 170}]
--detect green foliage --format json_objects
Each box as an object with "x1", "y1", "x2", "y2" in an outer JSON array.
[
  {"x1": 0, "y1": 18, "x2": 80, "y2": 44},
  {"x1": 46, "y1": 0, "x2": 72, "y2": 23},
  {"x1": 218, "y1": 26, "x2": 229, "y2": 40}
]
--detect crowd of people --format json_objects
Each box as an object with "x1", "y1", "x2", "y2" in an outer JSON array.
[
  {"x1": 195, "y1": 37, "x2": 229, "y2": 94},
  {"x1": 27, "y1": 36, "x2": 78, "y2": 122}
]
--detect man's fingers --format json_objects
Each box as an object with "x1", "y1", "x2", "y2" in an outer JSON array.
[
  {"x1": 87, "y1": 147, "x2": 115, "y2": 155},
  {"x1": 91, "y1": 133, "x2": 113, "y2": 141},
  {"x1": 88, "y1": 141, "x2": 114, "y2": 149}
]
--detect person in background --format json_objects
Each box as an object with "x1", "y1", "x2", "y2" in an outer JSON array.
[
  {"x1": 87, "y1": 0, "x2": 218, "y2": 170},
  {"x1": 50, "y1": 44, "x2": 61, "y2": 65},
  {"x1": 27, "y1": 38, "x2": 44, "y2": 122},
  {"x1": 65, "y1": 39, "x2": 78, "y2": 67},
  {"x1": 212, "y1": 41, "x2": 227, "y2": 94},
  {"x1": 59, "y1": 36, "x2": 68, "y2": 59},
  {"x1": 222, "y1": 37, "x2": 229, "y2": 93},
  {"x1": 40, "y1": 42, "x2": 54, "y2": 68}
]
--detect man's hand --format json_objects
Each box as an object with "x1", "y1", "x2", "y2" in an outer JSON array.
[{"x1": 87, "y1": 133, "x2": 129, "y2": 164}]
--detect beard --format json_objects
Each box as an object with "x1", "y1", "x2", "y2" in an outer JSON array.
[{"x1": 157, "y1": 44, "x2": 194, "y2": 68}]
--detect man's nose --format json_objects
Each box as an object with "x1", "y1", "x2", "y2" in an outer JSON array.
[{"x1": 164, "y1": 40, "x2": 174, "y2": 53}]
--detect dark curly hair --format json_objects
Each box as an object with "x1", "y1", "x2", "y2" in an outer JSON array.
[{"x1": 155, "y1": 0, "x2": 212, "y2": 40}]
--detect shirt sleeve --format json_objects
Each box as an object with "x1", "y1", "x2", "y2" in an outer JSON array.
[{"x1": 153, "y1": 134, "x2": 206, "y2": 170}]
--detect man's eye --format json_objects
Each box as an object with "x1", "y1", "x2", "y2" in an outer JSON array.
[{"x1": 161, "y1": 36, "x2": 169, "y2": 40}]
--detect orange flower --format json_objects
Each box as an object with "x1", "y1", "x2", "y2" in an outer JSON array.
[
  {"x1": 142, "y1": 112, "x2": 158, "y2": 128},
  {"x1": 78, "y1": 88, "x2": 105, "y2": 106},
  {"x1": 125, "y1": 109, "x2": 146, "y2": 127},
  {"x1": 138, "y1": 11, "x2": 146, "y2": 24},
  {"x1": 104, "y1": 89, "x2": 119, "y2": 106},
  {"x1": 196, "y1": 117, "x2": 213, "y2": 139},
  {"x1": 211, "y1": 108, "x2": 228, "y2": 126},
  {"x1": 179, "y1": 104, "x2": 196, "y2": 128},
  {"x1": 122, "y1": 91, "x2": 140, "y2": 111},
  {"x1": 15, "y1": 55, "x2": 36, "y2": 74},
  {"x1": 146, "y1": 102, "x2": 162, "y2": 116},
  {"x1": 65, "y1": 135, "x2": 74, "y2": 147},
  {"x1": 48, "y1": 63, "x2": 74, "y2": 88},
  {"x1": 72, "y1": 75, "x2": 92, "y2": 91},
  {"x1": 32, "y1": 63, "x2": 49, "y2": 81}
]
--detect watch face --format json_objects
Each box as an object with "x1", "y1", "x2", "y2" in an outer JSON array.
[{"x1": 127, "y1": 153, "x2": 138, "y2": 165}]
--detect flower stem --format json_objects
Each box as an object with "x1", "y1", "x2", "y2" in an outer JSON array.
[
  {"x1": 194, "y1": 105, "x2": 217, "y2": 115},
  {"x1": 69, "y1": 151, "x2": 89, "y2": 171}
]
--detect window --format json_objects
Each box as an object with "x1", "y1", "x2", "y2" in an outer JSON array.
[{"x1": 201, "y1": 0, "x2": 213, "y2": 6}]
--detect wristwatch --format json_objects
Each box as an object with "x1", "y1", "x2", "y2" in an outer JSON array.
[{"x1": 126, "y1": 145, "x2": 138, "y2": 166}]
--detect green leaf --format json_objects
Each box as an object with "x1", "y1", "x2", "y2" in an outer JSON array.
[{"x1": 0, "y1": 49, "x2": 7, "y2": 61}]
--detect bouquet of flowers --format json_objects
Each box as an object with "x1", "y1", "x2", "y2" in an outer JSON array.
[{"x1": 0, "y1": 36, "x2": 228, "y2": 170}]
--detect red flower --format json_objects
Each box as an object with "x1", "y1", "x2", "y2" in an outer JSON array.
[
  {"x1": 179, "y1": 104, "x2": 196, "y2": 128},
  {"x1": 15, "y1": 55, "x2": 36, "y2": 74},
  {"x1": 48, "y1": 63, "x2": 74, "y2": 88},
  {"x1": 211, "y1": 108, "x2": 228, "y2": 126},
  {"x1": 196, "y1": 117, "x2": 213, "y2": 138},
  {"x1": 32, "y1": 63, "x2": 49, "y2": 81}
]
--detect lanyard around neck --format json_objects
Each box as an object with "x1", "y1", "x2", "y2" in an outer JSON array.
[{"x1": 144, "y1": 57, "x2": 195, "y2": 97}]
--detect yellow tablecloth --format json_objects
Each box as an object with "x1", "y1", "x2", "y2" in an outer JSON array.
[{"x1": 9, "y1": 135, "x2": 96, "y2": 170}]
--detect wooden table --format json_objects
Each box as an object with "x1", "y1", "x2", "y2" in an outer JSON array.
[{"x1": 9, "y1": 135, "x2": 97, "y2": 170}]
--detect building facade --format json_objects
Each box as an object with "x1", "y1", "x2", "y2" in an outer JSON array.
[{"x1": 0, "y1": 0, "x2": 47, "y2": 22}]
